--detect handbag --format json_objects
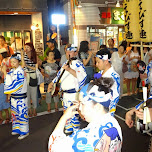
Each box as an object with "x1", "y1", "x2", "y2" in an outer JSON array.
[
  {"x1": 29, "y1": 72, "x2": 38, "y2": 87},
  {"x1": 122, "y1": 62, "x2": 128, "y2": 73},
  {"x1": 131, "y1": 61, "x2": 138, "y2": 72}
]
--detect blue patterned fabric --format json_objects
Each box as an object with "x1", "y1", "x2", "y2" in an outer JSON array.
[
  {"x1": 48, "y1": 113, "x2": 122, "y2": 152},
  {"x1": 4, "y1": 66, "x2": 29, "y2": 135},
  {"x1": 98, "y1": 67, "x2": 120, "y2": 116}
]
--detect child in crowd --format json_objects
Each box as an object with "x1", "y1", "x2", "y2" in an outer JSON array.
[
  {"x1": 1, "y1": 50, "x2": 12, "y2": 72},
  {"x1": 2, "y1": 53, "x2": 29, "y2": 140},
  {"x1": 0, "y1": 76, "x2": 10, "y2": 124},
  {"x1": 41, "y1": 50, "x2": 59, "y2": 112}
]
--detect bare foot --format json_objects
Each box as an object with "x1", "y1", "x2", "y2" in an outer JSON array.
[
  {"x1": 127, "y1": 92, "x2": 131, "y2": 96},
  {"x1": 33, "y1": 113, "x2": 37, "y2": 117},
  {"x1": 55, "y1": 108, "x2": 59, "y2": 112},
  {"x1": 47, "y1": 109, "x2": 51, "y2": 113}
]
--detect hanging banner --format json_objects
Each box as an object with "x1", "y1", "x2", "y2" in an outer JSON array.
[
  {"x1": 123, "y1": 0, "x2": 140, "y2": 42},
  {"x1": 139, "y1": 0, "x2": 152, "y2": 42}
]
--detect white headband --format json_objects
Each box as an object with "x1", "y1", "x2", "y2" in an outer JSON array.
[
  {"x1": 96, "y1": 54, "x2": 110, "y2": 61},
  {"x1": 79, "y1": 84, "x2": 113, "y2": 108}
]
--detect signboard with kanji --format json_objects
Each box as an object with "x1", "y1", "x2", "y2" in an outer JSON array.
[
  {"x1": 123, "y1": 0, "x2": 140, "y2": 42},
  {"x1": 111, "y1": 8, "x2": 125, "y2": 25}
]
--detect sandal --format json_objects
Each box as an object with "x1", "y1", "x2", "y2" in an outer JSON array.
[
  {"x1": 55, "y1": 108, "x2": 59, "y2": 112},
  {"x1": 5, "y1": 118, "x2": 10, "y2": 124},
  {"x1": 47, "y1": 109, "x2": 51, "y2": 113},
  {"x1": 0, "y1": 118, "x2": 3, "y2": 124}
]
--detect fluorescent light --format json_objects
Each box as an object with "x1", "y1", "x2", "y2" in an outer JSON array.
[
  {"x1": 52, "y1": 14, "x2": 66, "y2": 25},
  {"x1": 116, "y1": 1, "x2": 120, "y2": 7}
]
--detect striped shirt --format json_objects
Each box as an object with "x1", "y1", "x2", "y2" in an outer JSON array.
[{"x1": 24, "y1": 53, "x2": 36, "y2": 73}]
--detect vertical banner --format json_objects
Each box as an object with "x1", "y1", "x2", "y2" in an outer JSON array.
[
  {"x1": 139, "y1": 0, "x2": 152, "y2": 42},
  {"x1": 123, "y1": 0, "x2": 140, "y2": 42}
]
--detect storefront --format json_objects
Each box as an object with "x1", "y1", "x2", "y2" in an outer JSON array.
[
  {"x1": 0, "y1": 0, "x2": 48, "y2": 56},
  {"x1": 63, "y1": 1, "x2": 125, "y2": 50}
]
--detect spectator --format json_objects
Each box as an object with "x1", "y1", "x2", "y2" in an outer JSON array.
[
  {"x1": 21, "y1": 42, "x2": 38, "y2": 117},
  {"x1": 60, "y1": 44, "x2": 71, "y2": 66},
  {"x1": 78, "y1": 41, "x2": 95, "y2": 84},
  {"x1": 46, "y1": 39, "x2": 61, "y2": 65},
  {"x1": 0, "y1": 35, "x2": 14, "y2": 65},
  {"x1": 111, "y1": 44, "x2": 126, "y2": 99},
  {"x1": 41, "y1": 50, "x2": 59, "y2": 112},
  {"x1": 48, "y1": 77, "x2": 122, "y2": 152},
  {"x1": 0, "y1": 76, "x2": 10, "y2": 124},
  {"x1": 107, "y1": 38, "x2": 118, "y2": 54}
]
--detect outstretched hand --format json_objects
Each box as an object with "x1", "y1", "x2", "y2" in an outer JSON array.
[{"x1": 125, "y1": 109, "x2": 135, "y2": 128}]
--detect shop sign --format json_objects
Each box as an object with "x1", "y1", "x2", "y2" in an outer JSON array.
[{"x1": 111, "y1": 8, "x2": 125, "y2": 24}]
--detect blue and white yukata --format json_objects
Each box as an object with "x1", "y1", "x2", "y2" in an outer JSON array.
[
  {"x1": 52, "y1": 59, "x2": 87, "y2": 132},
  {"x1": 98, "y1": 67, "x2": 120, "y2": 115},
  {"x1": 48, "y1": 113, "x2": 122, "y2": 152},
  {"x1": 4, "y1": 66, "x2": 29, "y2": 135},
  {"x1": 145, "y1": 61, "x2": 152, "y2": 95}
]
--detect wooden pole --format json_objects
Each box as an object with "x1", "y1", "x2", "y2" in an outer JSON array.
[{"x1": 140, "y1": 41, "x2": 144, "y2": 61}]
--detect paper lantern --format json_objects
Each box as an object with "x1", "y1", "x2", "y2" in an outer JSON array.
[
  {"x1": 123, "y1": 0, "x2": 140, "y2": 42},
  {"x1": 139, "y1": 0, "x2": 152, "y2": 42}
]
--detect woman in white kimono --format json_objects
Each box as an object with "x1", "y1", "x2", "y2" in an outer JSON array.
[
  {"x1": 48, "y1": 77, "x2": 122, "y2": 152},
  {"x1": 1, "y1": 53, "x2": 29, "y2": 140}
]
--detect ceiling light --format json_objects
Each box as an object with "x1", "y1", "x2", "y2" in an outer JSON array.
[
  {"x1": 77, "y1": 1, "x2": 82, "y2": 8},
  {"x1": 116, "y1": 1, "x2": 120, "y2": 7}
]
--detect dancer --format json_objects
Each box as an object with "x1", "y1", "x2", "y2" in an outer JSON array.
[
  {"x1": 95, "y1": 48, "x2": 120, "y2": 115},
  {"x1": 48, "y1": 45, "x2": 87, "y2": 133},
  {"x1": 2, "y1": 53, "x2": 29, "y2": 140},
  {"x1": 48, "y1": 77, "x2": 122, "y2": 152}
]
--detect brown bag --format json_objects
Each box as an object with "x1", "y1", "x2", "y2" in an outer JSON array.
[{"x1": 131, "y1": 61, "x2": 138, "y2": 72}]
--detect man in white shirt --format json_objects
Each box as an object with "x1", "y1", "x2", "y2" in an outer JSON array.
[{"x1": 95, "y1": 49, "x2": 120, "y2": 115}]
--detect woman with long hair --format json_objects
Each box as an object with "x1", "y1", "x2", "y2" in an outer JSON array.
[
  {"x1": 78, "y1": 41, "x2": 95, "y2": 84},
  {"x1": 21, "y1": 42, "x2": 38, "y2": 117}
]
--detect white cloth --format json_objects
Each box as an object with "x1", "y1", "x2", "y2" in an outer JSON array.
[
  {"x1": 4, "y1": 66, "x2": 27, "y2": 94},
  {"x1": 48, "y1": 113, "x2": 122, "y2": 152},
  {"x1": 111, "y1": 52, "x2": 125, "y2": 74},
  {"x1": 36, "y1": 68, "x2": 44, "y2": 85},
  {"x1": 53, "y1": 59, "x2": 87, "y2": 91},
  {"x1": 124, "y1": 52, "x2": 139, "y2": 79}
]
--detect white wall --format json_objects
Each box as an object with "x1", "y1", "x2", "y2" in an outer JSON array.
[
  {"x1": 75, "y1": 6, "x2": 101, "y2": 25},
  {"x1": 63, "y1": 2, "x2": 101, "y2": 45}
]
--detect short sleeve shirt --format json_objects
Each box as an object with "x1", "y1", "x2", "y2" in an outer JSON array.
[{"x1": 41, "y1": 61, "x2": 59, "y2": 84}]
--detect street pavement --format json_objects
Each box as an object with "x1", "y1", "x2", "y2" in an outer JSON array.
[{"x1": 0, "y1": 93, "x2": 151, "y2": 152}]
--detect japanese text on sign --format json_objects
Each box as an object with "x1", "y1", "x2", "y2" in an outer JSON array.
[
  {"x1": 139, "y1": 0, "x2": 147, "y2": 39},
  {"x1": 124, "y1": 3, "x2": 133, "y2": 39}
]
